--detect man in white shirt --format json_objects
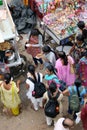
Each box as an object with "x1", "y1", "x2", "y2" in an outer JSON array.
[{"x1": 54, "y1": 117, "x2": 74, "y2": 130}]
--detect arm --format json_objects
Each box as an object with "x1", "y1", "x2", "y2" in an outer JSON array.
[
  {"x1": 42, "y1": 92, "x2": 48, "y2": 108},
  {"x1": 42, "y1": 98, "x2": 47, "y2": 108},
  {"x1": 69, "y1": 45, "x2": 75, "y2": 55},
  {"x1": 16, "y1": 80, "x2": 21, "y2": 89},
  {"x1": 62, "y1": 89, "x2": 70, "y2": 96}
]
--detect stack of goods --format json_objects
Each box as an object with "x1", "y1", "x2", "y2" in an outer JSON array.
[
  {"x1": 29, "y1": 0, "x2": 58, "y2": 18},
  {"x1": 43, "y1": 1, "x2": 87, "y2": 40}
]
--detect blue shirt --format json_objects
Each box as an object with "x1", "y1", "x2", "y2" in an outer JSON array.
[{"x1": 68, "y1": 85, "x2": 86, "y2": 105}]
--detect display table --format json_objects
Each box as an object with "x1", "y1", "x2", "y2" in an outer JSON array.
[{"x1": 43, "y1": 2, "x2": 87, "y2": 45}]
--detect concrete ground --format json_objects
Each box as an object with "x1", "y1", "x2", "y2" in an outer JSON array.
[
  {"x1": 0, "y1": 33, "x2": 83, "y2": 130},
  {"x1": 0, "y1": 0, "x2": 84, "y2": 129}
]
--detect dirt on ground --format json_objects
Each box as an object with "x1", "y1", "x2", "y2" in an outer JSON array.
[{"x1": 0, "y1": 34, "x2": 83, "y2": 130}]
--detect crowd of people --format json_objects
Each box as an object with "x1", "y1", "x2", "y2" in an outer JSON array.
[{"x1": 0, "y1": 20, "x2": 87, "y2": 130}]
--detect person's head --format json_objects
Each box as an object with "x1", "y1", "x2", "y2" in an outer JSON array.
[
  {"x1": 74, "y1": 79, "x2": 82, "y2": 87},
  {"x1": 76, "y1": 34, "x2": 84, "y2": 44},
  {"x1": 42, "y1": 45, "x2": 51, "y2": 54},
  {"x1": 4, "y1": 73, "x2": 11, "y2": 84},
  {"x1": 27, "y1": 64, "x2": 37, "y2": 80},
  {"x1": 62, "y1": 118, "x2": 74, "y2": 128},
  {"x1": 58, "y1": 51, "x2": 68, "y2": 65},
  {"x1": 49, "y1": 82, "x2": 57, "y2": 95},
  {"x1": 45, "y1": 64, "x2": 56, "y2": 75},
  {"x1": 77, "y1": 21, "x2": 85, "y2": 30},
  {"x1": 28, "y1": 64, "x2": 35, "y2": 75},
  {"x1": 31, "y1": 29, "x2": 41, "y2": 36}
]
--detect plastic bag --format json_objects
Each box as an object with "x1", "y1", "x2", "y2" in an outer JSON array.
[{"x1": 75, "y1": 111, "x2": 81, "y2": 124}]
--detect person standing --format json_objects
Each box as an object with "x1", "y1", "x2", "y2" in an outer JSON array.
[
  {"x1": 55, "y1": 51, "x2": 76, "y2": 86},
  {"x1": 44, "y1": 64, "x2": 60, "y2": 89},
  {"x1": 26, "y1": 64, "x2": 43, "y2": 111},
  {"x1": 78, "y1": 51, "x2": 87, "y2": 92},
  {"x1": 63, "y1": 79, "x2": 87, "y2": 119},
  {"x1": 42, "y1": 82, "x2": 63, "y2": 126},
  {"x1": 33, "y1": 45, "x2": 57, "y2": 69},
  {"x1": 0, "y1": 73, "x2": 21, "y2": 116}
]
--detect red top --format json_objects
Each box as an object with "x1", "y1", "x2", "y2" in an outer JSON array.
[{"x1": 81, "y1": 104, "x2": 87, "y2": 130}]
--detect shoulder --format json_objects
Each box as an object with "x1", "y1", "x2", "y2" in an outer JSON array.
[
  {"x1": 26, "y1": 77, "x2": 33, "y2": 84},
  {"x1": 79, "y1": 86, "x2": 86, "y2": 93},
  {"x1": 57, "y1": 117, "x2": 65, "y2": 123},
  {"x1": 68, "y1": 55, "x2": 74, "y2": 63},
  {"x1": 54, "y1": 118, "x2": 65, "y2": 130},
  {"x1": 68, "y1": 86, "x2": 76, "y2": 92},
  {"x1": 11, "y1": 81, "x2": 16, "y2": 86},
  {"x1": 55, "y1": 59, "x2": 62, "y2": 66}
]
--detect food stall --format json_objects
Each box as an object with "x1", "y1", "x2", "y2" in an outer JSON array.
[{"x1": 42, "y1": 0, "x2": 87, "y2": 45}]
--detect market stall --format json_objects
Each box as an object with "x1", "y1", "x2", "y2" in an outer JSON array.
[
  {"x1": 0, "y1": 0, "x2": 27, "y2": 79},
  {"x1": 29, "y1": 0, "x2": 58, "y2": 19},
  {"x1": 43, "y1": 0, "x2": 87, "y2": 45}
]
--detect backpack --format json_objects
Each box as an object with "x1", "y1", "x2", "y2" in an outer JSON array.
[
  {"x1": 69, "y1": 86, "x2": 83, "y2": 112},
  {"x1": 28, "y1": 73, "x2": 46, "y2": 98},
  {"x1": 44, "y1": 91, "x2": 59, "y2": 118}
]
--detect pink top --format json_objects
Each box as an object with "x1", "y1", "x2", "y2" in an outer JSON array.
[{"x1": 55, "y1": 56, "x2": 76, "y2": 86}]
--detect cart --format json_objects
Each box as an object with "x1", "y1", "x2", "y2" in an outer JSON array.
[{"x1": 0, "y1": 0, "x2": 27, "y2": 79}]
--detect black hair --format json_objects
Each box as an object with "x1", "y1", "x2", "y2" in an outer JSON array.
[
  {"x1": 74, "y1": 79, "x2": 82, "y2": 87},
  {"x1": 42, "y1": 45, "x2": 58, "y2": 59},
  {"x1": 77, "y1": 21, "x2": 85, "y2": 30},
  {"x1": 76, "y1": 34, "x2": 84, "y2": 42},
  {"x1": 58, "y1": 51, "x2": 68, "y2": 65},
  {"x1": 28, "y1": 64, "x2": 37, "y2": 81},
  {"x1": 46, "y1": 64, "x2": 57, "y2": 74},
  {"x1": 49, "y1": 82, "x2": 57, "y2": 95},
  {"x1": 31, "y1": 29, "x2": 41, "y2": 36},
  {"x1": 4, "y1": 73, "x2": 11, "y2": 84},
  {"x1": 74, "y1": 79, "x2": 82, "y2": 101},
  {"x1": 42, "y1": 45, "x2": 51, "y2": 53}
]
